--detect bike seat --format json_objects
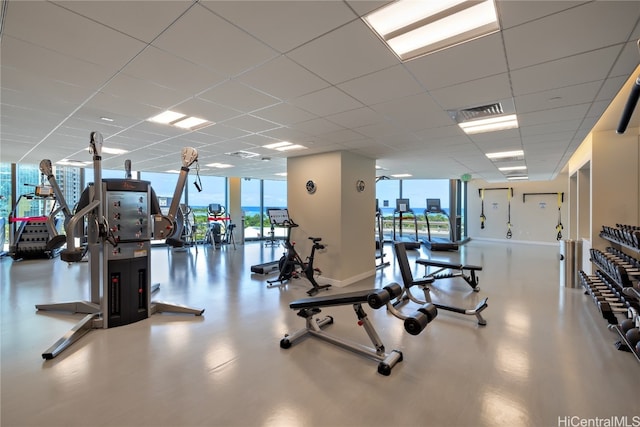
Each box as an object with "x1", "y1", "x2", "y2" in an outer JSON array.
[{"x1": 309, "y1": 237, "x2": 322, "y2": 243}]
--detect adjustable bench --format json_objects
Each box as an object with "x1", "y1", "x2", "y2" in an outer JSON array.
[
  {"x1": 416, "y1": 259, "x2": 482, "y2": 292},
  {"x1": 280, "y1": 283, "x2": 437, "y2": 376},
  {"x1": 394, "y1": 242, "x2": 488, "y2": 326}
]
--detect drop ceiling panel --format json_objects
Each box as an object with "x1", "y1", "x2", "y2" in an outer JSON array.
[
  {"x1": 52, "y1": 1, "x2": 194, "y2": 43},
  {"x1": 406, "y1": 33, "x2": 508, "y2": 91},
  {"x1": 101, "y1": 74, "x2": 190, "y2": 109},
  {"x1": 236, "y1": 56, "x2": 330, "y2": 101},
  {"x1": 503, "y1": 1, "x2": 639, "y2": 69},
  {"x1": 252, "y1": 103, "x2": 318, "y2": 126},
  {"x1": 173, "y1": 98, "x2": 242, "y2": 124},
  {"x1": 1, "y1": 37, "x2": 116, "y2": 90},
  {"x1": 198, "y1": 81, "x2": 280, "y2": 113},
  {"x1": 519, "y1": 104, "x2": 591, "y2": 127},
  {"x1": 258, "y1": 127, "x2": 312, "y2": 143},
  {"x1": 122, "y1": 46, "x2": 227, "y2": 95},
  {"x1": 4, "y1": 1, "x2": 147, "y2": 68},
  {"x1": 83, "y1": 92, "x2": 163, "y2": 122},
  {"x1": 429, "y1": 73, "x2": 513, "y2": 111},
  {"x1": 338, "y1": 65, "x2": 424, "y2": 106},
  {"x1": 514, "y1": 81, "x2": 602, "y2": 114},
  {"x1": 511, "y1": 46, "x2": 623, "y2": 96},
  {"x1": 290, "y1": 87, "x2": 363, "y2": 116},
  {"x1": 151, "y1": 4, "x2": 277, "y2": 77},
  {"x1": 497, "y1": 1, "x2": 584, "y2": 29},
  {"x1": 287, "y1": 20, "x2": 397, "y2": 85},
  {"x1": 204, "y1": 0, "x2": 356, "y2": 53},
  {"x1": 221, "y1": 115, "x2": 281, "y2": 134},
  {"x1": 325, "y1": 107, "x2": 381, "y2": 129}
]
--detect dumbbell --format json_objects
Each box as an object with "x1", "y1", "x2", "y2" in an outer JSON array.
[{"x1": 626, "y1": 327, "x2": 640, "y2": 349}]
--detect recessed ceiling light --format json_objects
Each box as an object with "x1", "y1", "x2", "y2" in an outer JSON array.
[
  {"x1": 100, "y1": 116, "x2": 114, "y2": 122},
  {"x1": 391, "y1": 173, "x2": 412, "y2": 178},
  {"x1": 459, "y1": 114, "x2": 519, "y2": 134},
  {"x1": 149, "y1": 110, "x2": 186, "y2": 124},
  {"x1": 87, "y1": 146, "x2": 129, "y2": 155},
  {"x1": 498, "y1": 166, "x2": 527, "y2": 172},
  {"x1": 206, "y1": 163, "x2": 233, "y2": 169},
  {"x1": 507, "y1": 176, "x2": 528, "y2": 181},
  {"x1": 57, "y1": 159, "x2": 92, "y2": 167},
  {"x1": 274, "y1": 172, "x2": 287, "y2": 177},
  {"x1": 486, "y1": 150, "x2": 524, "y2": 160},
  {"x1": 275, "y1": 144, "x2": 306, "y2": 152},
  {"x1": 263, "y1": 141, "x2": 292, "y2": 149},
  {"x1": 165, "y1": 169, "x2": 181, "y2": 174},
  {"x1": 173, "y1": 117, "x2": 209, "y2": 130},
  {"x1": 364, "y1": 0, "x2": 500, "y2": 61}
]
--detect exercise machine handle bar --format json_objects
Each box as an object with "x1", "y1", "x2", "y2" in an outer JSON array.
[
  {"x1": 61, "y1": 131, "x2": 104, "y2": 261},
  {"x1": 39, "y1": 159, "x2": 74, "y2": 221},
  {"x1": 164, "y1": 148, "x2": 198, "y2": 235}
]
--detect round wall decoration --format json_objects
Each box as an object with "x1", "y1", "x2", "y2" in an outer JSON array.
[
  {"x1": 305, "y1": 180, "x2": 317, "y2": 194},
  {"x1": 356, "y1": 180, "x2": 366, "y2": 192}
]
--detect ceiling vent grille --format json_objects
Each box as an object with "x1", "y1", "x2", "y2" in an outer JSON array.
[
  {"x1": 449, "y1": 102, "x2": 505, "y2": 123},
  {"x1": 225, "y1": 150, "x2": 259, "y2": 159}
]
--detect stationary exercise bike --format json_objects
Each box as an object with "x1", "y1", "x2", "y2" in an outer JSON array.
[{"x1": 267, "y1": 211, "x2": 330, "y2": 296}]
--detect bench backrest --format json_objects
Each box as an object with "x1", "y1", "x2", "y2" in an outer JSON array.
[{"x1": 393, "y1": 242, "x2": 415, "y2": 287}]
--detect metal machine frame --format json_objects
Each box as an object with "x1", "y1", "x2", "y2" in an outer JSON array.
[{"x1": 36, "y1": 131, "x2": 204, "y2": 360}]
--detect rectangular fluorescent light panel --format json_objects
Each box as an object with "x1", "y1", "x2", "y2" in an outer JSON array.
[
  {"x1": 498, "y1": 166, "x2": 527, "y2": 172},
  {"x1": 174, "y1": 117, "x2": 209, "y2": 130},
  {"x1": 274, "y1": 172, "x2": 288, "y2": 177},
  {"x1": 459, "y1": 114, "x2": 518, "y2": 134},
  {"x1": 276, "y1": 144, "x2": 306, "y2": 152},
  {"x1": 364, "y1": 0, "x2": 500, "y2": 61},
  {"x1": 391, "y1": 173, "x2": 412, "y2": 178},
  {"x1": 57, "y1": 159, "x2": 93, "y2": 167},
  {"x1": 507, "y1": 176, "x2": 528, "y2": 181},
  {"x1": 263, "y1": 141, "x2": 292, "y2": 149},
  {"x1": 206, "y1": 163, "x2": 233, "y2": 169},
  {"x1": 486, "y1": 150, "x2": 524, "y2": 160},
  {"x1": 149, "y1": 110, "x2": 186, "y2": 124},
  {"x1": 88, "y1": 146, "x2": 129, "y2": 155}
]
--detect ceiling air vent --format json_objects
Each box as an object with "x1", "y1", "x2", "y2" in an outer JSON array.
[
  {"x1": 448, "y1": 102, "x2": 504, "y2": 123},
  {"x1": 225, "y1": 150, "x2": 259, "y2": 159}
]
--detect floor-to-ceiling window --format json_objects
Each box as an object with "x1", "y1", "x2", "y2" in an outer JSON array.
[
  {"x1": 187, "y1": 175, "x2": 227, "y2": 242},
  {"x1": 262, "y1": 179, "x2": 287, "y2": 239},
  {"x1": 241, "y1": 178, "x2": 261, "y2": 239},
  {"x1": 401, "y1": 179, "x2": 450, "y2": 240}
]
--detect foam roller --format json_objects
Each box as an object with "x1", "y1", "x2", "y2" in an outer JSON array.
[{"x1": 404, "y1": 303, "x2": 438, "y2": 335}]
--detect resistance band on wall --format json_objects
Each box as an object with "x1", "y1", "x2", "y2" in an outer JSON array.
[
  {"x1": 480, "y1": 188, "x2": 486, "y2": 229},
  {"x1": 506, "y1": 188, "x2": 512, "y2": 239},
  {"x1": 556, "y1": 192, "x2": 563, "y2": 240}
]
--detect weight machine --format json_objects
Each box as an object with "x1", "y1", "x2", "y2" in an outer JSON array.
[{"x1": 36, "y1": 131, "x2": 204, "y2": 360}]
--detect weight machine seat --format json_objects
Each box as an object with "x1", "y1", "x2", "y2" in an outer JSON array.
[
  {"x1": 290, "y1": 285, "x2": 402, "y2": 310},
  {"x1": 416, "y1": 259, "x2": 483, "y2": 271}
]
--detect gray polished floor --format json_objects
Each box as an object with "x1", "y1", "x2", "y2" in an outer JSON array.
[{"x1": 1, "y1": 240, "x2": 639, "y2": 427}]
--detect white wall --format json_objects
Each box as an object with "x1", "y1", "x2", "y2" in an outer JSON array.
[
  {"x1": 288, "y1": 151, "x2": 375, "y2": 286},
  {"x1": 468, "y1": 175, "x2": 568, "y2": 244}
]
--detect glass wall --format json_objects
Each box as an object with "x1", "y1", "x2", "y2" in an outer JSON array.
[
  {"x1": 0, "y1": 163, "x2": 11, "y2": 251},
  {"x1": 187, "y1": 175, "x2": 227, "y2": 242},
  {"x1": 241, "y1": 178, "x2": 262, "y2": 239},
  {"x1": 262, "y1": 180, "x2": 287, "y2": 239}
]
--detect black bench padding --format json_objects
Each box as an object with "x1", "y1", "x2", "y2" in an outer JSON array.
[
  {"x1": 290, "y1": 285, "x2": 401, "y2": 310},
  {"x1": 416, "y1": 259, "x2": 482, "y2": 271}
]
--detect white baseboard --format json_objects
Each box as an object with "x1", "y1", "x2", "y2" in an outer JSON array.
[
  {"x1": 319, "y1": 269, "x2": 377, "y2": 288},
  {"x1": 470, "y1": 237, "x2": 559, "y2": 247}
]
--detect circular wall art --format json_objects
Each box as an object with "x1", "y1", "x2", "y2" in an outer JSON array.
[
  {"x1": 305, "y1": 180, "x2": 317, "y2": 194},
  {"x1": 356, "y1": 179, "x2": 366, "y2": 192}
]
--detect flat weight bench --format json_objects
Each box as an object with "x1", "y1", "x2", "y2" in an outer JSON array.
[
  {"x1": 394, "y1": 242, "x2": 488, "y2": 326},
  {"x1": 416, "y1": 259, "x2": 482, "y2": 292},
  {"x1": 280, "y1": 283, "x2": 437, "y2": 376}
]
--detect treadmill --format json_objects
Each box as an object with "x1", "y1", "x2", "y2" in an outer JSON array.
[
  {"x1": 422, "y1": 198, "x2": 458, "y2": 251},
  {"x1": 392, "y1": 198, "x2": 420, "y2": 250}
]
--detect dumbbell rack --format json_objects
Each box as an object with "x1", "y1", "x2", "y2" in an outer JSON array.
[{"x1": 585, "y1": 243, "x2": 640, "y2": 363}]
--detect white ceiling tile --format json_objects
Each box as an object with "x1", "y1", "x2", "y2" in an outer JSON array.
[
  {"x1": 514, "y1": 81, "x2": 602, "y2": 114},
  {"x1": 101, "y1": 74, "x2": 190, "y2": 110},
  {"x1": 497, "y1": 1, "x2": 586, "y2": 29},
  {"x1": 287, "y1": 20, "x2": 398, "y2": 85},
  {"x1": 203, "y1": 1, "x2": 356, "y2": 53},
  {"x1": 4, "y1": 1, "x2": 146, "y2": 68},
  {"x1": 237, "y1": 56, "x2": 330, "y2": 101},
  {"x1": 325, "y1": 108, "x2": 381, "y2": 129},
  {"x1": 503, "y1": 1, "x2": 639, "y2": 69},
  {"x1": 221, "y1": 115, "x2": 281, "y2": 134},
  {"x1": 338, "y1": 65, "x2": 424, "y2": 105},
  {"x1": 53, "y1": 1, "x2": 193, "y2": 43},
  {"x1": 151, "y1": 4, "x2": 277, "y2": 77},
  {"x1": 174, "y1": 98, "x2": 242, "y2": 124},
  {"x1": 252, "y1": 103, "x2": 318, "y2": 126},
  {"x1": 198, "y1": 80, "x2": 280, "y2": 113},
  {"x1": 510, "y1": 46, "x2": 622, "y2": 96},
  {"x1": 290, "y1": 87, "x2": 363, "y2": 116},
  {"x1": 406, "y1": 33, "x2": 508, "y2": 91},
  {"x1": 429, "y1": 73, "x2": 513, "y2": 111}
]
